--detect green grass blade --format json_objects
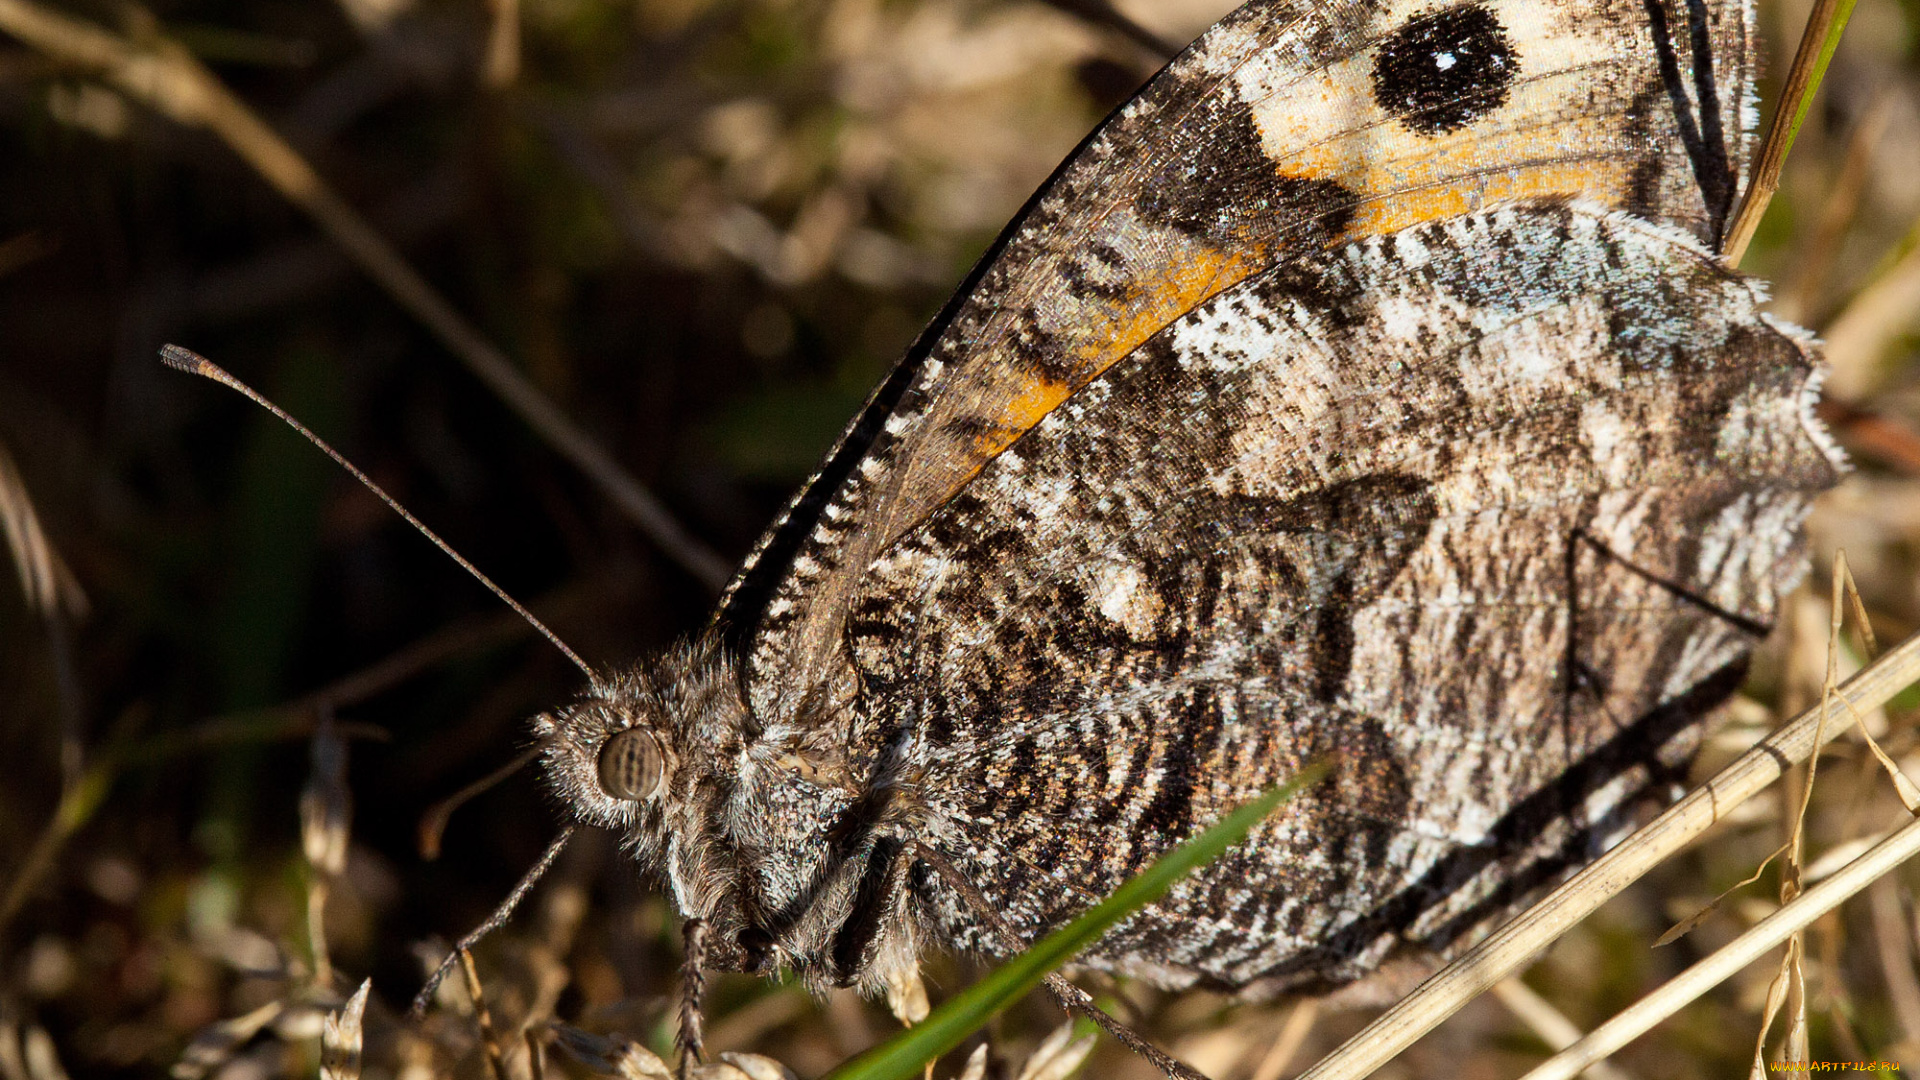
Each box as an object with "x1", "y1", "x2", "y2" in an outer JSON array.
[
  {"x1": 1723, "y1": 0, "x2": 1858, "y2": 262},
  {"x1": 1774, "y1": 0, "x2": 1857, "y2": 177},
  {"x1": 823, "y1": 764, "x2": 1328, "y2": 1080}
]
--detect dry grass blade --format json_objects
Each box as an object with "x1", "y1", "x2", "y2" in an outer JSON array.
[
  {"x1": 301, "y1": 709, "x2": 351, "y2": 988},
  {"x1": 321, "y1": 980, "x2": 370, "y2": 1080},
  {"x1": 1838, "y1": 694, "x2": 1920, "y2": 811},
  {"x1": 1869, "y1": 878, "x2": 1920, "y2": 1050},
  {"x1": 714, "y1": 1052, "x2": 800, "y2": 1080},
  {"x1": 1787, "y1": 561, "x2": 1860, "y2": 886},
  {"x1": 1294, "y1": 627, "x2": 1920, "y2": 1080},
  {"x1": 1747, "y1": 937, "x2": 1809, "y2": 1078},
  {"x1": 550, "y1": 1023, "x2": 673, "y2": 1079},
  {"x1": 1490, "y1": 979, "x2": 1636, "y2": 1080},
  {"x1": 0, "y1": 0, "x2": 730, "y2": 591},
  {"x1": 459, "y1": 950, "x2": 509, "y2": 1080},
  {"x1": 1653, "y1": 843, "x2": 1787, "y2": 948},
  {"x1": 0, "y1": 436, "x2": 88, "y2": 789},
  {"x1": 1516, "y1": 812, "x2": 1920, "y2": 1080},
  {"x1": 1012, "y1": 1023, "x2": 1095, "y2": 1080},
  {"x1": 171, "y1": 1001, "x2": 285, "y2": 1080},
  {"x1": 0, "y1": 439, "x2": 85, "y2": 621},
  {"x1": 1248, "y1": 999, "x2": 1318, "y2": 1080},
  {"x1": 1722, "y1": 0, "x2": 1857, "y2": 263},
  {"x1": 19, "y1": 1029, "x2": 68, "y2": 1080},
  {"x1": 1741, "y1": 568, "x2": 1856, "y2": 1074}
]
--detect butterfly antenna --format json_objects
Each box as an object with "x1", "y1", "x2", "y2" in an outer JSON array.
[
  {"x1": 159, "y1": 345, "x2": 596, "y2": 684},
  {"x1": 410, "y1": 824, "x2": 575, "y2": 1017}
]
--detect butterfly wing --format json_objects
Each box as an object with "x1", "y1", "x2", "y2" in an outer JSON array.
[
  {"x1": 848, "y1": 203, "x2": 1841, "y2": 990},
  {"x1": 719, "y1": 0, "x2": 1762, "y2": 727}
]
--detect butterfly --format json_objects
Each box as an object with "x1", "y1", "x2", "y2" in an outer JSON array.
[{"x1": 535, "y1": 0, "x2": 1842, "y2": 1055}]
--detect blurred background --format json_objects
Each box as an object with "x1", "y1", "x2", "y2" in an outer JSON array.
[{"x1": 4, "y1": 0, "x2": 1920, "y2": 1076}]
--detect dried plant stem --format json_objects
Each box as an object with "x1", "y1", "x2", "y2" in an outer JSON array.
[
  {"x1": 1516, "y1": 813, "x2": 1920, "y2": 1080},
  {"x1": 525, "y1": 1027, "x2": 546, "y2": 1080},
  {"x1": 307, "y1": 876, "x2": 334, "y2": 989},
  {"x1": 1490, "y1": 979, "x2": 1635, "y2": 1080},
  {"x1": 1294, "y1": 627, "x2": 1920, "y2": 1080},
  {"x1": 0, "y1": 439, "x2": 89, "y2": 792},
  {"x1": 1248, "y1": 999, "x2": 1318, "y2": 1080},
  {"x1": 460, "y1": 950, "x2": 510, "y2": 1080},
  {"x1": 1749, "y1": 564, "x2": 1863, "y2": 1071},
  {"x1": 0, "y1": 0, "x2": 731, "y2": 591},
  {"x1": 1722, "y1": 0, "x2": 1857, "y2": 263},
  {"x1": 1869, "y1": 877, "x2": 1920, "y2": 1046},
  {"x1": 320, "y1": 981, "x2": 370, "y2": 1080}
]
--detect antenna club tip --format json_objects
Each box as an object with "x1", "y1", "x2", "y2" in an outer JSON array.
[{"x1": 157, "y1": 343, "x2": 211, "y2": 374}]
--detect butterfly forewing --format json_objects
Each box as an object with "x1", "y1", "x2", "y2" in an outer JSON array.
[{"x1": 724, "y1": 0, "x2": 1762, "y2": 728}]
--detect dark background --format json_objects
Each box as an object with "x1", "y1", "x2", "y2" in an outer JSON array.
[{"x1": 3, "y1": 0, "x2": 1920, "y2": 1076}]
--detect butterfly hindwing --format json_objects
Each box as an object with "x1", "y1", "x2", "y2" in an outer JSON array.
[{"x1": 843, "y1": 204, "x2": 1839, "y2": 990}]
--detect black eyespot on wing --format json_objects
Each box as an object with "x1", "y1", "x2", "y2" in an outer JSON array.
[{"x1": 1371, "y1": 4, "x2": 1518, "y2": 135}]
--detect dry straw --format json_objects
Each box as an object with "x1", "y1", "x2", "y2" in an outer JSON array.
[{"x1": 1296, "y1": 628, "x2": 1920, "y2": 1079}]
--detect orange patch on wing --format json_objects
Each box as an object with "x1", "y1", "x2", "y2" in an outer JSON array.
[
  {"x1": 980, "y1": 375, "x2": 1074, "y2": 456},
  {"x1": 967, "y1": 242, "x2": 1265, "y2": 460},
  {"x1": 1271, "y1": 117, "x2": 1635, "y2": 240},
  {"x1": 1342, "y1": 160, "x2": 1634, "y2": 237},
  {"x1": 1083, "y1": 243, "x2": 1265, "y2": 364}
]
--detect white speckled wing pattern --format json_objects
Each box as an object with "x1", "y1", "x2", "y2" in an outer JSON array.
[
  {"x1": 718, "y1": 0, "x2": 1761, "y2": 732},
  {"x1": 845, "y1": 203, "x2": 1841, "y2": 992}
]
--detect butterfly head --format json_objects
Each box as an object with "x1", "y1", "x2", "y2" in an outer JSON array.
[{"x1": 532, "y1": 638, "x2": 748, "y2": 868}]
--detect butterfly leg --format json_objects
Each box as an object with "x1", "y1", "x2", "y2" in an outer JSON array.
[
  {"x1": 676, "y1": 918, "x2": 708, "y2": 1077},
  {"x1": 822, "y1": 837, "x2": 933, "y2": 1025},
  {"x1": 908, "y1": 841, "x2": 1209, "y2": 1080}
]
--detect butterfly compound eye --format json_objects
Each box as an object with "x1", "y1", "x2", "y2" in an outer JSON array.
[{"x1": 596, "y1": 729, "x2": 664, "y2": 801}]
